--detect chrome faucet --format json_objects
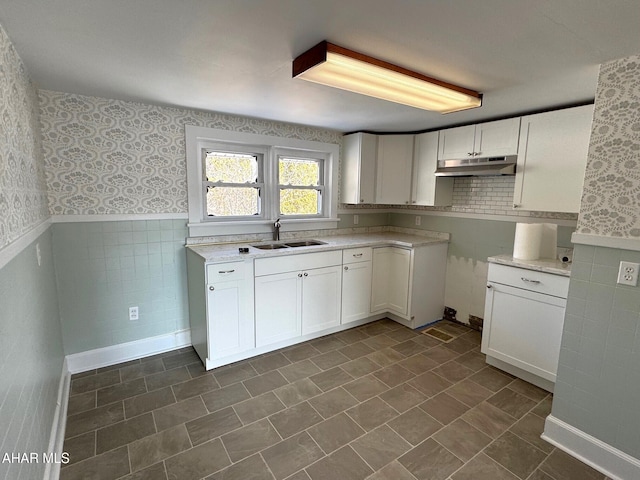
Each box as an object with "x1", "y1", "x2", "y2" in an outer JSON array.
[{"x1": 273, "y1": 218, "x2": 281, "y2": 241}]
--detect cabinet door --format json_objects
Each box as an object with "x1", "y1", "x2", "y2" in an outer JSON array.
[
  {"x1": 255, "y1": 271, "x2": 301, "y2": 347},
  {"x1": 302, "y1": 266, "x2": 342, "y2": 335},
  {"x1": 376, "y1": 135, "x2": 414, "y2": 204},
  {"x1": 474, "y1": 118, "x2": 520, "y2": 157},
  {"x1": 438, "y1": 125, "x2": 475, "y2": 160},
  {"x1": 371, "y1": 247, "x2": 411, "y2": 316},
  {"x1": 341, "y1": 261, "x2": 372, "y2": 324},
  {"x1": 514, "y1": 105, "x2": 593, "y2": 213},
  {"x1": 207, "y1": 280, "x2": 245, "y2": 359},
  {"x1": 342, "y1": 133, "x2": 377, "y2": 204},
  {"x1": 412, "y1": 132, "x2": 453, "y2": 206},
  {"x1": 482, "y1": 283, "x2": 566, "y2": 382}
]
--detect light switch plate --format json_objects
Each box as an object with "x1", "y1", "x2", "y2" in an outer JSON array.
[
  {"x1": 617, "y1": 261, "x2": 639, "y2": 286},
  {"x1": 129, "y1": 306, "x2": 139, "y2": 321}
]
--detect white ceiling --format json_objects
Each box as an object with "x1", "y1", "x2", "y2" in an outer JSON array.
[{"x1": 1, "y1": 0, "x2": 639, "y2": 133}]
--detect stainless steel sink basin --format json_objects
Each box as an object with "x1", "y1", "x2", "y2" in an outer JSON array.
[
  {"x1": 251, "y1": 243, "x2": 289, "y2": 250},
  {"x1": 284, "y1": 240, "x2": 327, "y2": 247}
]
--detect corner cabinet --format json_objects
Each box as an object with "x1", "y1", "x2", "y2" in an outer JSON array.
[
  {"x1": 513, "y1": 104, "x2": 593, "y2": 213},
  {"x1": 186, "y1": 251, "x2": 255, "y2": 369},
  {"x1": 371, "y1": 243, "x2": 448, "y2": 329},
  {"x1": 375, "y1": 135, "x2": 415, "y2": 204},
  {"x1": 342, "y1": 133, "x2": 377, "y2": 204},
  {"x1": 438, "y1": 118, "x2": 520, "y2": 160},
  {"x1": 482, "y1": 263, "x2": 569, "y2": 392}
]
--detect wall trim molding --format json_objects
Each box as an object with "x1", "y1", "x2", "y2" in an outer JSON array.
[
  {"x1": 572, "y1": 233, "x2": 640, "y2": 252},
  {"x1": 52, "y1": 213, "x2": 188, "y2": 223},
  {"x1": 65, "y1": 329, "x2": 192, "y2": 373},
  {"x1": 543, "y1": 415, "x2": 640, "y2": 480},
  {"x1": 0, "y1": 219, "x2": 52, "y2": 270},
  {"x1": 43, "y1": 357, "x2": 70, "y2": 480}
]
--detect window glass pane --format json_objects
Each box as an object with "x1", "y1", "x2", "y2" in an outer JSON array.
[
  {"x1": 206, "y1": 187, "x2": 259, "y2": 216},
  {"x1": 279, "y1": 157, "x2": 320, "y2": 186},
  {"x1": 206, "y1": 152, "x2": 258, "y2": 183},
  {"x1": 280, "y1": 189, "x2": 319, "y2": 215}
]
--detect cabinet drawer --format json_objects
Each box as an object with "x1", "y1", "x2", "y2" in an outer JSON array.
[
  {"x1": 342, "y1": 247, "x2": 372, "y2": 264},
  {"x1": 255, "y1": 250, "x2": 342, "y2": 276},
  {"x1": 488, "y1": 263, "x2": 569, "y2": 298},
  {"x1": 206, "y1": 262, "x2": 244, "y2": 283}
]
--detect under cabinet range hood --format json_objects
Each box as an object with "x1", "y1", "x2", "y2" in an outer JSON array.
[{"x1": 434, "y1": 155, "x2": 517, "y2": 176}]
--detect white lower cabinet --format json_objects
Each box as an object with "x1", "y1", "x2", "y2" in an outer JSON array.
[
  {"x1": 254, "y1": 251, "x2": 342, "y2": 348},
  {"x1": 371, "y1": 243, "x2": 448, "y2": 328},
  {"x1": 341, "y1": 248, "x2": 373, "y2": 325},
  {"x1": 482, "y1": 263, "x2": 569, "y2": 391},
  {"x1": 186, "y1": 252, "x2": 255, "y2": 369}
]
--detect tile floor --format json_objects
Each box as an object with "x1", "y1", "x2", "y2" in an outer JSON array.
[{"x1": 60, "y1": 320, "x2": 609, "y2": 480}]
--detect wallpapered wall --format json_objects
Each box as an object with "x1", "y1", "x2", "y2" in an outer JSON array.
[
  {"x1": 576, "y1": 55, "x2": 640, "y2": 238},
  {"x1": 39, "y1": 90, "x2": 342, "y2": 215},
  {"x1": 0, "y1": 25, "x2": 49, "y2": 250}
]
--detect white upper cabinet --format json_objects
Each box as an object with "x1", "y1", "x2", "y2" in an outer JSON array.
[
  {"x1": 514, "y1": 104, "x2": 594, "y2": 213},
  {"x1": 412, "y1": 132, "x2": 453, "y2": 206},
  {"x1": 438, "y1": 118, "x2": 521, "y2": 160},
  {"x1": 341, "y1": 133, "x2": 377, "y2": 204},
  {"x1": 375, "y1": 135, "x2": 415, "y2": 204}
]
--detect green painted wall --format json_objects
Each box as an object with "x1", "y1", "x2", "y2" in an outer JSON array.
[
  {"x1": 52, "y1": 220, "x2": 189, "y2": 354},
  {"x1": 337, "y1": 212, "x2": 390, "y2": 228},
  {"x1": 0, "y1": 229, "x2": 64, "y2": 480}
]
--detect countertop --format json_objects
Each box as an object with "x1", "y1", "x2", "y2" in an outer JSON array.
[
  {"x1": 488, "y1": 254, "x2": 571, "y2": 277},
  {"x1": 187, "y1": 232, "x2": 449, "y2": 263}
]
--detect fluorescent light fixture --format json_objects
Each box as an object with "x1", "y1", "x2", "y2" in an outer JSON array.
[{"x1": 293, "y1": 41, "x2": 482, "y2": 114}]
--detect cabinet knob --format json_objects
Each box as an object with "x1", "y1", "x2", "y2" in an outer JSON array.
[
  {"x1": 360, "y1": 199, "x2": 364, "y2": 203},
  {"x1": 467, "y1": 152, "x2": 473, "y2": 156},
  {"x1": 209, "y1": 286, "x2": 215, "y2": 291},
  {"x1": 298, "y1": 273, "x2": 303, "y2": 277},
  {"x1": 486, "y1": 284, "x2": 492, "y2": 289},
  {"x1": 474, "y1": 151, "x2": 481, "y2": 156},
  {"x1": 405, "y1": 201, "x2": 409, "y2": 204},
  {"x1": 513, "y1": 204, "x2": 520, "y2": 208},
  {"x1": 303, "y1": 272, "x2": 309, "y2": 277},
  {"x1": 344, "y1": 266, "x2": 349, "y2": 271},
  {"x1": 412, "y1": 201, "x2": 416, "y2": 203}
]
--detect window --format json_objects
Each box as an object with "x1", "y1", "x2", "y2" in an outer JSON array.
[
  {"x1": 203, "y1": 149, "x2": 264, "y2": 218},
  {"x1": 278, "y1": 154, "x2": 325, "y2": 217},
  {"x1": 186, "y1": 126, "x2": 339, "y2": 236}
]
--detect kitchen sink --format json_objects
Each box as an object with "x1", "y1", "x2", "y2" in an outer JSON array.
[
  {"x1": 251, "y1": 243, "x2": 289, "y2": 250},
  {"x1": 284, "y1": 240, "x2": 327, "y2": 247}
]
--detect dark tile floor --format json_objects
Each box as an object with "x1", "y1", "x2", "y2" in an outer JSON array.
[{"x1": 60, "y1": 320, "x2": 609, "y2": 480}]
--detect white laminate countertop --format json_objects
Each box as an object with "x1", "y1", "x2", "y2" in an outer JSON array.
[
  {"x1": 488, "y1": 254, "x2": 572, "y2": 277},
  {"x1": 187, "y1": 232, "x2": 449, "y2": 263}
]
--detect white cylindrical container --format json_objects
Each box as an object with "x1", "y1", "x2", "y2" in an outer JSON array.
[{"x1": 513, "y1": 223, "x2": 543, "y2": 260}]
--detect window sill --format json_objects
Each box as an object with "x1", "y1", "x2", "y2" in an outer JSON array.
[{"x1": 188, "y1": 218, "x2": 340, "y2": 237}]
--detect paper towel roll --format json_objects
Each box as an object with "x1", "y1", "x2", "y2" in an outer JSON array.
[
  {"x1": 513, "y1": 223, "x2": 543, "y2": 260},
  {"x1": 539, "y1": 223, "x2": 558, "y2": 259}
]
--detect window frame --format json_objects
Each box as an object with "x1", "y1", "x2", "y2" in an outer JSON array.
[
  {"x1": 275, "y1": 149, "x2": 327, "y2": 219},
  {"x1": 186, "y1": 125, "x2": 339, "y2": 237},
  {"x1": 201, "y1": 144, "x2": 266, "y2": 221}
]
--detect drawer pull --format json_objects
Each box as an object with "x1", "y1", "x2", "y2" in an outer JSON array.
[
  {"x1": 344, "y1": 266, "x2": 349, "y2": 271},
  {"x1": 487, "y1": 284, "x2": 492, "y2": 289},
  {"x1": 352, "y1": 253, "x2": 363, "y2": 257},
  {"x1": 521, "y1": 277, "x2": 541, "y2": 284},
  {"x1": 218, "y1": 269, "x2": 235, "y2": 274},
  {"x1": 304, "y1": 272, "x2": 309, "y2": 277},
  {"x1": 298, "y1": 273, "x2": 303, "y2": 277}
]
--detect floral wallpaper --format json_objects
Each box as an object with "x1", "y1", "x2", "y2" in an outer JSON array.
[
  {"x1": 577, "y1": 55, "x2": 640, "y2": 238},
  {"x1": 0, "y1": 25, "x2": 49, "y2": 250},
  {"x1": 39, "y1": 91, "x2": 342, "y2": 215}
]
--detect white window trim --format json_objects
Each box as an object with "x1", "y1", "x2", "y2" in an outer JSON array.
[{"x1": 186, "y1": 125, "x2": 339, "y2": 237}]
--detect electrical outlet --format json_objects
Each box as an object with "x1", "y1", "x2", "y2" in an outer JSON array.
[
  {"x1": 353, "y1": 214, "x2": 359, "y2": 225},
  {"x1": 129, "y1": 306, "x2": 139, "y2": 321},
  {"x1": 415, "y1": 216, "x2": 421, "y2": 226},
  {"x1": 617, "y1": 261, "x2": 639, "y2": 286}
]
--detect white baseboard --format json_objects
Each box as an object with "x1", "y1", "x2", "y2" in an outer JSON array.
[
  {"x1": 543, "y1": 415, "x2": 640, "y2": 480},
  {"x1": 66, "y1": 329, "x2": 191, "y2": 373},
  {"x1": 43, "y1": 358, "x2": 71, "y2": 480}
]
